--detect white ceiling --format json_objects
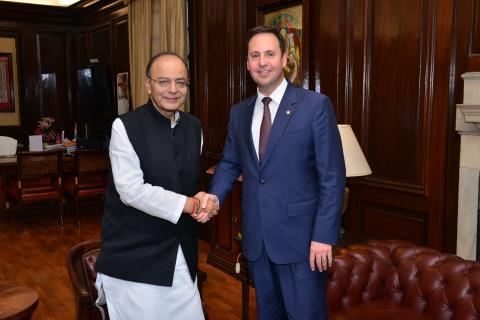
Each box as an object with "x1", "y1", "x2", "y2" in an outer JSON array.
[{"x1": 0, "y1": 0, "x2": 82, "y2": 7}]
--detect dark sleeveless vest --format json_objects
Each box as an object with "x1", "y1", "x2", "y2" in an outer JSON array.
[{"x1": 96, "y1": 100, "x2": 201, "y2": 286}]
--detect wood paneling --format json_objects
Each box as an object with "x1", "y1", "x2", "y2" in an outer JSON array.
[
  {"x1": 89, "y1": 25, "x2": 111, "y2": 66},
  {"x1": 190, "y1": 0, "x2": 474, "y2": 254},
  {"x1": 75, "y1": 32, "x2": 89, "y2": 68},
  {"x1": 472, "y1": 0, "x2": 480, "y2": 54},
  {"x1": 113, "y1": 17, "x2": 129, "y2": 74},
  {"x1": 35, "y1": 32, "x2": 69, "y2": 131},
  {"x1": 362, "y1": 205, "x2": 425, "y2": 244},
  {"x1": 367, "y1": 0, "x2": 424, "y2": 186},
  {"x1": 309, "y1": 0, "x2": 459, "y2": 251},
  {"x1": 189, "y1": 0, "x2": 247, "y2": 274},
  {"x1": 310, "y1": 0, "x2": 348, "y2": 118}
]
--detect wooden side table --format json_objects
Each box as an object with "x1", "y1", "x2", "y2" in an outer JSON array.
[{"x1": 0, "y1": 283, "x2": 39, "y2": 320}]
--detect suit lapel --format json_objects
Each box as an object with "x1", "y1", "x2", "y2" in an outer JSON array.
[
  {"x1": 260, "y1": 84, "x2": 297, "y2": 168},
  {"x1": 242, "y1": 97, "x2": 259, "y2": 168}
]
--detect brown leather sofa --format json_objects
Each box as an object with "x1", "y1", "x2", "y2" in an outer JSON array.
[
  {"x1": 327, "y1": 239, "x2": 480, "y2": 319},
  {"x1": 67, "y1": 239, "x2": 207, "y2": 320}
]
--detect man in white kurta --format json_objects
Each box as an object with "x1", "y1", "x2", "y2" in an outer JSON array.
[{"x1": 95, "y1": 52, "x2": 218, "y2": 320}]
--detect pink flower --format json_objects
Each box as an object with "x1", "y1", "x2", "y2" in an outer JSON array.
[{"x1": 36, "y1": 117, "x2": 56, "y2": 143}]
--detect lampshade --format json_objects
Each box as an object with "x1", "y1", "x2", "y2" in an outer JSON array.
[{"x1": 338, "y1": 124, "x2": 372, "y2": 177}]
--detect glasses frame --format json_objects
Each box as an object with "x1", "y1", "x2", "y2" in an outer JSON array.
[{"x1": 148, "y1": 77, "x2": 190, "y2": 89}]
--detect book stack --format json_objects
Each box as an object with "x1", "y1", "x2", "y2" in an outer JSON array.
[
  {"x1": 63, "y1": 140, "x2": 77, "y2": 154},
  {"x1": 44, "y1": 143, "x2": 64, "y2": 151}
]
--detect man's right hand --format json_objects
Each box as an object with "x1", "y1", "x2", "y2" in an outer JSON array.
[{"x1": 193, "y1": 192, "x2": 219, "y2": 223}]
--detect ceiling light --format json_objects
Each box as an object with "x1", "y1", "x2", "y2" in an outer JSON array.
[{"x1": 0, "y1": 0, "x2": 82, "y2": 7}]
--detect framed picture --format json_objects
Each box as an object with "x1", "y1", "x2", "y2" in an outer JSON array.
[
  {"x1": 117, "y1": 72, "x2": 129, "y2": 115},
  {"x1": 263, "y1": 3, "x2": 303, "y2": 86},
  {"x1": 0, "y1": 52, "x2": 15, "y2": 112}
]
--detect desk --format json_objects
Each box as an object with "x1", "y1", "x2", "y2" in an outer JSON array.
[
  {"x1": 0, "y1": 283, "x2": 39, "y2": 320},
  {"x1": 0, "y1": 158, "x2": 16, "y2": 216},
  {"x1": 0, "y1": 156, "x2": 73, "y2": 216}
]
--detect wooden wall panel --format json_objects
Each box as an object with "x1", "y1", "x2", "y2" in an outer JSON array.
[
  {"x1": 189, "y1": 0, "x2": 247, "y2": 273},
  {"x1": 472, "y1": 0, "x2": 480, "y2": 54},
  {"x1": 467, "y1": 0, "x2": 480, "y2": 70},
  {"x1": 89, "y1": 25, "x2": 111, "y2": 66},
  {"x1": 366, "y1": 0, "x2": 425, "y2": 187},
  {"x1": 75, "y1": 32, "x2": 89, "y2": 68},
  {"x1": 35, "y1": 32, "x2": 69, "y2": 131},
  {"x1": 113, "y1": 17, "x2": 129, "y2": 74},
  {"x1": 310, "y1": 0, "x2": 347, "y2": 118},
  {"x1": 203, "y1": 0, "x2": 246, "y2": 159},
  {"x1": 362, "y1": 205, "x2": 425, "y2": 244},
  {"x1": 308, "y1": 0, "x2": 459, "y2": 250}
]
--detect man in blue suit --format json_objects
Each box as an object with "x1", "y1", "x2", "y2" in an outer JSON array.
[{"x1": 209, "y1": 26, "x2": 346, "y2": 319}]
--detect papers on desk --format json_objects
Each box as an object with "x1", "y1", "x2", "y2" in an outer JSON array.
[
  {"x1": 27, "y1": 137, "x2": 77, "y2": 153},
  {"x1": 0, "y1": 136, "x2": 17, "y2": 156},
  {"x1": 44, "y1": 143, "x2": 64, "y2": 151},
  {"x1": 29, "y1": 135, "x2": 43, "y2": 152}
]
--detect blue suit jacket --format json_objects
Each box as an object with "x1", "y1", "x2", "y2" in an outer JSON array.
[{"x1": 210, "y1": 83, "x2": 346, "y2": 263}]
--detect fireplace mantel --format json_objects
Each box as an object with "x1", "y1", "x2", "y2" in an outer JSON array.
[
  {"x1": 457, "y1": 104, "x2": 480, "y2": 131},
  {"x1": 456, "y1": 72, "x2": 480, "y2": 260}
]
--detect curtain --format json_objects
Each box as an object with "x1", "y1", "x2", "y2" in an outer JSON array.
[
  {"x1": 151, "y1": 0, "x2": 187, "y2": 59},
  {"x1": 151, "y1": 0, "x2": 188, "y2": 111},
  {"x1": 128, "y1": 0, "x2": 151, "y2": 109},
  {"x1": 127, "y1": 0, "x2": 188, "y2": 110}
]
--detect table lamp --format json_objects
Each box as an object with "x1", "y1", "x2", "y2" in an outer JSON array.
[{"x1": 338, "y1": 124, "x2": 372, "y2": 234}]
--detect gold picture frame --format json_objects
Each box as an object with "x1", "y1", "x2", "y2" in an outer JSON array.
[
  {"x1": 263, "y1": 4, "x2": 303, "y2": 86},
  {"x1": 0, "y1": 52, "x2": 15, "y2": 112}
]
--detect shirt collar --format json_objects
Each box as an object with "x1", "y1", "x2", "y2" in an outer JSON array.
[
  {"x1": 171, "y1": 111, "x2": 180, "y2": 128},
  {"x1": 146, "y1": 100, "x2": 181, "y2": 128},
  {"x1": 256, "y1": 78, "x2": 288, "y2": 105}
]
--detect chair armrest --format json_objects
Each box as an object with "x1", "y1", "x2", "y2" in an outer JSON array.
[{"x1": 67, "y1": 256, "x2": 90, "y2": 297}]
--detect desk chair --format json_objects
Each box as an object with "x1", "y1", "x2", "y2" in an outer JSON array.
[
  {"x1": 63, "y1": 149, "x2": 109, "y2": 226},
  {"x1": 6, "y1": 150, "x2": 63, "y2": 232}
]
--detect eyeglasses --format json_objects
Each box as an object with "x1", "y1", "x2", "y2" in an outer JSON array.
[{"x1": 148, "y1": 77, "x2": 189, "y2": 88}]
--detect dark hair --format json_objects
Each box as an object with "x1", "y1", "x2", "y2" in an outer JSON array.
[
  {"x1": 246, "y1": 26, "x2": 286, "y2": 55},
  {"x1": 145, "y1": 51, "x2": 188, "y2": 78}
]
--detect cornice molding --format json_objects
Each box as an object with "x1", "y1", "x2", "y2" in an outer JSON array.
[{"x1": 456, "y1": 72, "x2": 480, "y2": 135}]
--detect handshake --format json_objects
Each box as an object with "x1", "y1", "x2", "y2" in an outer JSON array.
[{"x1": 185, "y1": 191, "x2": 220, "y2": 223}]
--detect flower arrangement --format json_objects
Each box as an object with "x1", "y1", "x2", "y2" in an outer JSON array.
[{"x1": 35, "y1": 117, "x2": 56, "y2": 144}]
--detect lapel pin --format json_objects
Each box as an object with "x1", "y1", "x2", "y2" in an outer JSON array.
[{"x1": 286, "y1": 110, "x2": 291, "y2": 116}]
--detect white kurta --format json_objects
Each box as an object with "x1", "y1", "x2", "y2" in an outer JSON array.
[{"x1": 95, "y1": 113, "x2": 204, "y2": 320}]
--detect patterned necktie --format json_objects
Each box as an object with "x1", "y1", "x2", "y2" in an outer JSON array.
[{"x1": 259, "y1": 97, "x2": 272, "y2": 162}]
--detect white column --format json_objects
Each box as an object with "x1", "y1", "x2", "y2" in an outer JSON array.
[{"x1": 456, "y1": 72, "x2": 480, "y2": 260}]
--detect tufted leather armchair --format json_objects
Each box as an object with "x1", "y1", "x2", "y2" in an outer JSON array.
[
  {"x1": 67, "y1": 239, "x2": 107, "y2": 320},
  {"x1": 327, "y1": 239, "x2": 480, "y2": 320}
]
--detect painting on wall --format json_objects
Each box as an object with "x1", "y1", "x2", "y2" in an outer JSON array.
[
  {"x1": 117, "y1": 72, "x2": 129, "y2": 115},
  {"x1": 264, "y1": 4, "x2": 303, "y2": 86},
  {"x1": 0, "y1": 52, "x2": 15, "y2": 112}
]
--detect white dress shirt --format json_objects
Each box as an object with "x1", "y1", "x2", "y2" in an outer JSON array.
[{"x1": 251, "y1": 78, "x2": 288, "y2": 160}]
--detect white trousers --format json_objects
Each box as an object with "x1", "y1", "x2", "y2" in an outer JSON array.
[{"x1": 95, "y1": 246, "x2": 204, "y2": 320}]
